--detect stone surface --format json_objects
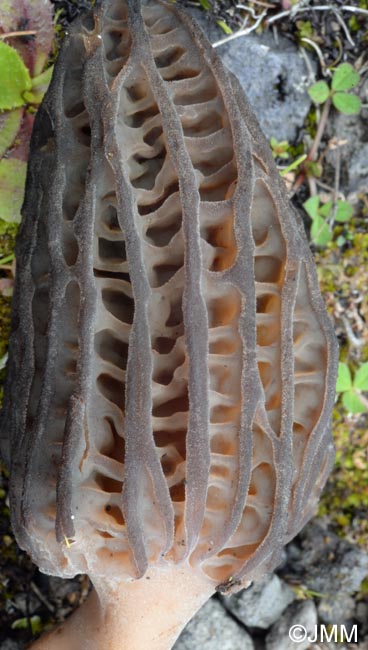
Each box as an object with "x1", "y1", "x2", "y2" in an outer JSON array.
[
  {"x1": 174, "y1": 598, "x2": 254, "y2": 650},
  {"x1": 266, "y1": 600, "x2": 318, "y2": 650},
  {"x1": 217, "y1": 34, "x2": 313, "y2": 142},
  {"x1": 325, "y1": 105, "x2": 368, "y2": 196},
  {"x1": 358, "y1": 637, "x2": 368, "y2": 650},
  {"x1": 185, "y1": 7, "x2": 313, "y2": 141},
  {"x1": 221, "y1": 574, "x2": 295, "y2": 629},
  {"x1": 318, "y1": 595, "x2": 356, "y2": 626},
  {"x1": 282, "y1": 521, "x2": 368, "y2": 626},
  {"x1": 356, "y1": 602, "x2": 368, "y2": 636},
  {"x1": 0, "y1": 642, "x2": 21, "y2": 650},
  {"x1": 348, "y1": 143, "x2": 368, "y2": 193}
]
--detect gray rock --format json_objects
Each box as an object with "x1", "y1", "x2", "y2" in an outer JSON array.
[
  {"x1": 348, "y1": 143, "x2": 368, "y2": 193},
  {"x1": 318, "y1": 594, "x2": 356, "y2": 626},
  {"x1": 221, "y1": 574, "x2": 295, "y2": 630},
  {"x1": 283, "y1": 521, "x2": 368, "y2": 625},
  {"x1": 266, "y1": 600, "x2": 318, "y2": 650},
  {"x1": 217, "y1": 34, "x2": 313, "y2": 141},
  {"x1": 184, "y1": 7, "x2": 313, "y2": 141},
  {"x1": 325, "y1": 107, "x2": 367, "y2": 196},
  {"x1": 0, "y1": 642, "x2": 22, "y2": 650},
  {"x1": 355, "y1": 602, "x2": 368, "y2": 635},
  {"x1": 359, "y1": 637, "x2": 368, "y2": 650},
  {"x1": 9, "y1": 592, "x2": 39, "y2": 617},
  {"x1": 173, "y1": 597, "x2": 254, "y2": 650}
]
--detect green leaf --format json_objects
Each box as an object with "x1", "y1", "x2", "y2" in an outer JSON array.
[
  {"x1": 353, "y1": 363, "x2": 368, "y2": 391},
  {"x1": 270, "y1": 138, "x2": 290, "y2": 159},
  {"x1": 0, "y1": 42, "x2": 32, "y2": 110},
  {"x1": 319, "y1": 200, "x2": 333, "y2": 218},
  {"x1": 310, "y1": 214, "x2": 332, "y2": 246},
  {"x1": 31, "y1": 64, "x2": 54, "y2": 90},
  {"x1": 305, "y1": 160, "x2": 323, "y2": 178},
  {"x1": 11, "y1": 615, "x2": 42, "y2": 635},
  {"x1": 332, "y1": 63, "x2": 360, "y2": 92},
  {"x1": 336, "y1": 362, "x2": 352, "y2": 392},
  {"x1": 335, "y1": 200, "x2": 353, "y2": 223},
  {"x1": 11, "y1": 618, "x2": 28, "y2": 630},
  {"x1": 0, "y1": 253, "x2": 15, "y2": 265},
  {"x1": 22, "y1": 90, "x2": 38, "y2": 104},
  {"x1": 217, "y1": 20, "x2": 232, "y2": 34},
  {"x1": 29, "y1": 65, "x2": 54, "y2": 105},
  {"x1": 0, "y1": 108, "x2": 22, "y2": 158},
  {"x1": 342, "y1": 390, "x2": 367, "y2": 414},
  {"x1": 332, "y1": 92, "x2": 362, "y2": 115},
  {"x1": 303, "y1": 195, "x2": 320, "y2": 220},
  {"x1": 0, "y1": 158, "x2": 27, "y2": 223},
  {"x1": 296, "y1": 20, "x2": 313, "y2": 39},
  {"x1": 308, "y1": 80, "x2": 330, "y2": 104},
  {"x1": 199, "y1": 0, "x2": 211, "y2": 9}
]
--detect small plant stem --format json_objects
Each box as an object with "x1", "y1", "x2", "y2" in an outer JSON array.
[
  {"x1": 267, "y1": 5, "x2": 368, "y2": 27},
  {"x1": 213, "y1": 9, "x2": 266, "y2": 47},
  {"x1": 241, "y1": 0, "x2": 275, "y2": 7},
  {"x1": 292, "y1": 97, "x2": 332, "y2": 194},
  {"x1": 330, "y1": 147, "x2": 341, "y2": 224},
  {"x1": 30, "y1": 581, "x2": 55, "y2": 613},
  {"x1": 341, "y1": 316, "x2": 364, "y2": 349},
  {"x1": 300, "y1": 37, "x2": 328, "y2": 75},
  {"x1": 0, "y1": 30, "x2": 37, "y2": 39},
  {"x1": 309, "y1": 96, "x2": 332, "y2": 162},
  {"x1": 307, "y1": 175, "x2": 317, "y2": 197}
]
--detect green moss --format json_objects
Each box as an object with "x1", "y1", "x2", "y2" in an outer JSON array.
[
  {"x1": 305, "y1": 105, "x2": 318, "y2": 138},
  {"x1": 0, "y1": 218, "x2": 18, "y2": 259},
  {"x1": 314, "y1": 202, "x2": 368, "y2": 548},
  {"x1": 0, "y1": 294, "x2": 12, "y2": 359},
  {"x1": 318, "y1": 409, "x2": 368, "y2": 546}
]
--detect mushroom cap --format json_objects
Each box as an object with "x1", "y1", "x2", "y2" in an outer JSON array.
[{"x1": 0, "y1": 0, "x2": 338, "y2": 593}]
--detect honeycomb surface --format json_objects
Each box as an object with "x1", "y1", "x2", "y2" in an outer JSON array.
[{"x1": 0, "y1": 0, "x2": 338, "y2": 592}]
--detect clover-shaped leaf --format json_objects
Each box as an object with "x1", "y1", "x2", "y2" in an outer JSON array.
[
  {"x1": 354, "y1": 363, "x2": 368, "y2": 391},
  {"x1": 303, "y1": 196, "x2": 353, "y2": 247},
  {"x1": 310, "y1": 214, "x2": 332, "y2": 247},
  {"x1": 332, "y1": 63, "x2": 359, "y2": 92},
  {"x1": 342, "y1": 391, "x2": 367, "y2": 414},
  {"x1": 336, "y1": 363, "x2": 352, "y2": 392},
  {"x1": 336, "y1": 362, "x2": 368, "y2": 414},
  {"x1": 308, "y1": 80, "x2": 329, "y2": 104},
  {"x1": 332, "y1": 92, "x2": 362, "y2": 115},
  {"x1": 308, "y1": 63, "x2": 361, "y2": 116},
  {"x1": 335, "y1": 200, "x2": 354, "y2": 223}
]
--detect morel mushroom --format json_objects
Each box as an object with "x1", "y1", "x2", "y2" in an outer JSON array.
[{"x1": 0, "y1": 1, "x2": 338, "y2": 648}]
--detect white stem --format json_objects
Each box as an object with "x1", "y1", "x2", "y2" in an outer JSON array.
[{"x1": 30, "y1": 564, "x2": 215, "y2": 650}]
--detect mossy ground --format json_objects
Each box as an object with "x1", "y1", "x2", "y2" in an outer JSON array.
[{"x1": 315, "y1": 205, "x2": 368, "y2": 548}]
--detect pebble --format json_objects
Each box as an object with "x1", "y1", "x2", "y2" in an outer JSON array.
[
  {"x1": 266, "y1": 600, "x2": 318, "y2": 650},
  {"x1": 220, "y1": 574, "x2": 295, "y2": 630},
  {"x1": 174, "y1": 597, "x2": 254, "y2": 650}
]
